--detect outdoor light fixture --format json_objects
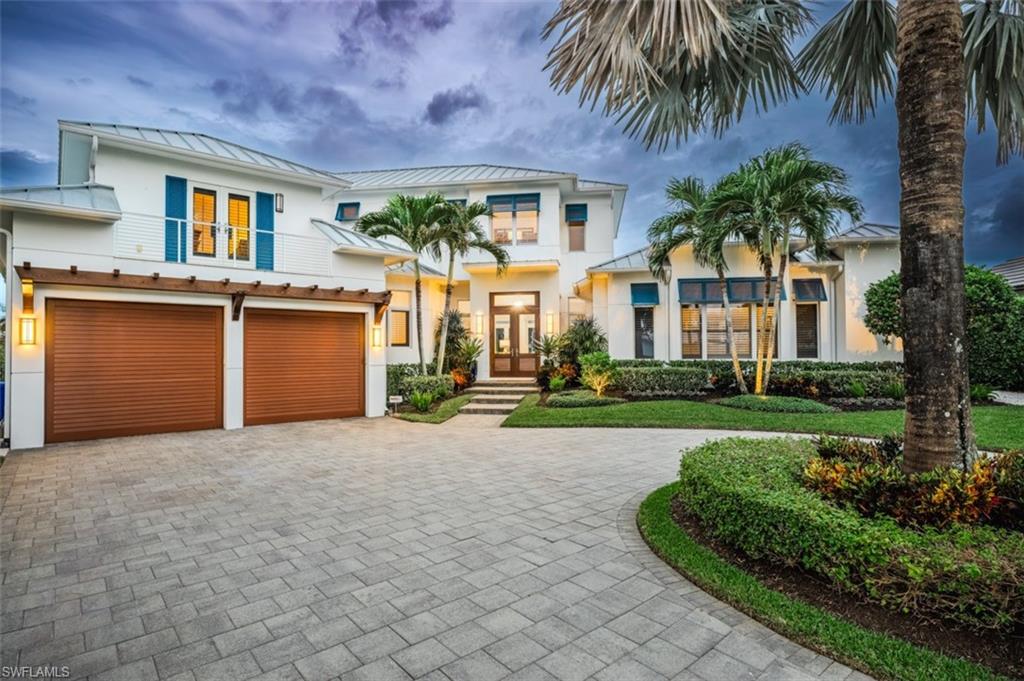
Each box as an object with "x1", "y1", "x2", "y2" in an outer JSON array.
[
  {"x1": 545, "y1": 311, "x2": 554, "y2": 335},
  {"x1": 20, "y1": 316, "x2": 36, "y2": 345},
  {"x1": 371, "y1": 324, "x2": 383, "y2": 348},
  {"x1": 275, "y1": 193, "x2": 285, "y2": 213},
  {"x1": 512, "y1": 299, "x2": 524, "y2": 309},
  {"x1": 475, "y1": 312, "x2": 484, "y2": 335}
]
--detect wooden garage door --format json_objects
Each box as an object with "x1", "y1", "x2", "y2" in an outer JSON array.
[
  {"x1": 244, "y1": 309, "x2": 364, "y2": 425},
  {"x1": 46, "y1": 299, "x2": 223, "y2": 443}
]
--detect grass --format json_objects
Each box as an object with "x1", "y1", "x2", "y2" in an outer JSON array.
[
  {"x1": 395, "y1": 394, "x2": 472, "y2": 423},
  {"x1": 503, "y1": 395, "x2": 1024, "y2": 451},
  {"x1": 717, "y1": 394, "x2": 838, "y2": 413},
  {"x1": 637, "y1": 483, "x2": 1009, "y2": 681}
]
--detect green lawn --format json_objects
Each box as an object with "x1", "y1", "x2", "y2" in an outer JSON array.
[
  {"x1": 638, "y1": 483, "x2": 1008, "y2": 681},
  {"x1": 395, "y1": 394, "x2": 473, "y2": 424},
  {"x1": 503, "y1": 395, "x2": 1024, "y2": 451}
]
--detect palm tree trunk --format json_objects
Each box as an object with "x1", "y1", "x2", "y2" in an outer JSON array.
[
  {"x1": 718, "y1": 268, "x2": 747, "y2": 394},
  {"x1": 413, "y1": 263, "x2": 426, "y2": 375},
  {"x1": 435, "y1": 252, "x2": 456, "y2": 377},
  {"x1": 754, "y1": 265, "x2": 773, "y2": 395},
  {"x1": 896, "y1": 0, "x2": 976, "y2": 473},
  {"x1": 763, "y1": 234, "x2": 789, "y2": 394}
]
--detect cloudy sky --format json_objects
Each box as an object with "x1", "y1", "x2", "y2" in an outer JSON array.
[{"x1": 1, "y1": 0, "x2": 1021, "y2": 265}]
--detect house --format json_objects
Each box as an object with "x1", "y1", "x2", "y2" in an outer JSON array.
[
  {"x1": 991, "y1": 255, "x2": 1024, "y2": 293},
  {"x1": 0, "y1": 120, "x2": 901, "y2": 450}
]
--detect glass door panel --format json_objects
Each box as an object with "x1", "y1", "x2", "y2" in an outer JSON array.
[{"x1": 493, "y1": 313, "x2": 512, "y2": 374}]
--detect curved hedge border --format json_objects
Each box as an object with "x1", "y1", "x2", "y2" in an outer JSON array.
[
  {"x1": 676, "y1": 438, "x2": 1024, "y2": 631},
  {"x1": 637, "y1": 483, "x2": 1009, "y2": 681},
  {"x1": 717, "y1": 395, "x2": 838, "y2": 413}
]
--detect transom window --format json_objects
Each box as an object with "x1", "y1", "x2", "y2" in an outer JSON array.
[
  {"x1": 487, "y1": 194, "x2": 539, "y2": 245},
  {"x1": 192, "y1": 188, "x2": 216, "y2": 257},
  {"x1": 228, "y1": 194, "x2": 250, "y2": 261}
]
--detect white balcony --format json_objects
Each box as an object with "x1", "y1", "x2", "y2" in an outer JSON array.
[{"x1": 114, "y1": 212, "x2": 332, "y2": 276}]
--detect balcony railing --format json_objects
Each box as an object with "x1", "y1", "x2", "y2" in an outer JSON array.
[{"x1": 114, "y1": 212, "x2": 332, "y2": 276}]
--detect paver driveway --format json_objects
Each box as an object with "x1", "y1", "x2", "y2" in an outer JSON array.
[{"x1": 1, "y1": 416, "x2": 870, "y2": 681}]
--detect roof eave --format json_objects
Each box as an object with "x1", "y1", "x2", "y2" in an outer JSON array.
[
  {"x1": 337, "y1": 173, "x2": 577, "y2": 192},
  {"x1": 333, "y1": 245, "x2": 415, "y2": 265},
  {"x1": 0, "y1": 198, "x2": 121, "y2": 223}
]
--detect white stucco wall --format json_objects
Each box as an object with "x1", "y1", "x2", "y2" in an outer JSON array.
[{"x1": 835, "y1": 241, "x2": 903, "y2": 361}]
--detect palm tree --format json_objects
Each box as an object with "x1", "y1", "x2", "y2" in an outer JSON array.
[
  {"x1": 433, "y1": 202, "x2": 509, "y2": 377},
  {"x1": 356, "y1": 193, "x2": 449, "y2": 374},
  {"x1": 648, "y1": 176, "x2": 749, "y2": 394},
  {"x1": 707, "y1": 145, "x2": 862, "y2": 394},
  {"x1": 543, "y1": 0, "x2": 1023, "y2": 472}
]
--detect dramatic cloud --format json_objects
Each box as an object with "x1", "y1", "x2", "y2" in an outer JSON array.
[
  {"x1": 424, "y1": 85, "x2": 488, "y2": 125},
  {"x1": 966, "y1": 174, "x2": 1024, "y2": 265},
  {"x1": 1, "y1": 87, "x2": 35, "y2": 114},
  {"x1": 1, "y1": 149, "x2": 55, "y2": 186}
]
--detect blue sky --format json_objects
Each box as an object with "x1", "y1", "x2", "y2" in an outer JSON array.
[{"x1": 1, "y1": 0, "x2": 1021, "y2": 265}]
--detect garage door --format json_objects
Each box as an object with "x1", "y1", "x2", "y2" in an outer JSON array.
[
  {"x1": 244, "y1": 309, "x2": 364, "y2": 425},
  {"x1": 46, "y1": 299, "x2": 223, "y2": 443}
]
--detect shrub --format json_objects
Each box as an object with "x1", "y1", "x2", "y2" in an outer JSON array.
[
  {"x1": 548, "y1": 375, "x2": 567, "y2": 392},
  {"x1": 994, "y1": 451, "x2": 1024, "y2": 528},
  {"x1": 387, "y1": 363, "x2": 420, "y2": 399},
  {"x1": 579, "y1": 351, "x2": 617, "y2": 398},
  {"x1": 829, "y1": 397, "x2": 904, "y2": 411},
  {"x1": 864, "y1": 266, "x2": 1024, "y2": 389},
  {"x1": 677, "y1": 437, "x2": 1024, "y2": 631},
  {"x1": 769, "y1": 369, "x2": 902, "y2": 399},
  {"x1": 547, "y1": 390, "x2": 626, "y2": 408},
  {"x1": 558, "y1": 317, "x2": 608, "y2": 366},
  {"x1": 718, "y1": 395, "x2": 838, "y2": 413},
  {"x1": 970, "y1": 384, "x2": 995, "y2": 402},
  {"x1": 450, "y1": 368, "x2": 471, "y2": 391},
  {"x1": 814, "y1": 433, "x2": 902, "y2": 466},
  {"x1": 882, "y1": 382, "x2": 906, "y2": 400},
  {"x1": 846, "y1": 381, "x2": 867, "y2": 398},
  {"x1": 400, "y1": 375, "x2": 454, "y2": 400},
  {"x1": 613, "y1": 366, "x2": 710, "y2": 397},
  {"x1": 408, "y1": 390, "x2": 435, "y2": 412},
  {"x1": 451, "y1": 337, "x2": 483, "y2": 372},
  {"x1": 433, "y1": 310, "x2": 468, "y2": 372}
]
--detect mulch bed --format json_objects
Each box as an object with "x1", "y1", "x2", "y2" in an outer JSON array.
[{"x1": 669, "y1": 495, "x2": 1023, "y2": 679}]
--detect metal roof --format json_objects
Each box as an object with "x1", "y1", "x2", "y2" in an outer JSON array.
[
  {"x1": 831, "y1": 223, "x2": 900, "y2": 241},
  {"x1": 577, "y1": 178, "x2": 628, "y2": 191},
  {"x1": 334, "y1": 164, "x2": 574, "y2": 189},
  {"x1": 310, "y1": 219, "x2": 416, "y2": 265},
  {"x1": 385, "y1": 260, "x2": 445, "y2": 278},
  {"x1": 0, "y1": 183, "x2": 121, "y2": 220},
  {"x1": 588, "y1": 247, "x2": 650, "y2": 273},
  {"x1": 991, "y1": 256, "x2": 1024, "y2": 291},
  {"x1": 60, "y1": 120, "x2": 348, "y2": 188}
]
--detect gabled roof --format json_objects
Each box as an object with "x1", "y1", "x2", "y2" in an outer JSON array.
[
  {"x1": 991, "y1": 255, "x2": 1024, "y2": 290},
  {"x1": 587, "y1": 247, "x2": 650, "y2": 273},
  {"x1": 0, "y1": 183, "x2": 121, "y2": 221},
  {"x1": 310, "y1": 219, "x2": 416, "y2": 265},
  {"x1": 60, "y1": 120, "x2": 349, "y2": 188},
  {"x1": 385, "y1": 260, "x2": 445, "y2": 278},
  {"x1": 831, "y1": 223, "x2": 899, "y2": 242}
]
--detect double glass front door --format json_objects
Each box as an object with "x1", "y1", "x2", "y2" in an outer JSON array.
[{"x1": 491, "y1": 292, "x2": 539, "y2": 377}]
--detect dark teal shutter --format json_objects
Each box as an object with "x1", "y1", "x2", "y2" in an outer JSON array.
[
  {"x1": 630, "y1": 283, "x2": 660, "y2": 306},
  {"x1": 565, "y1": 204, "x2": 588, "y2": 222},
  {"x1": 256, "y1": 192, "x2": 274, "y2": 271},
  {"x1": 165, "y1": 176, "x2": 187, "y2": 262}
]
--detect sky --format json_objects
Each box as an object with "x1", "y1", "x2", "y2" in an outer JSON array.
[{"x1": 1, "y1": 0, "x2": 1021, "y2": 266}]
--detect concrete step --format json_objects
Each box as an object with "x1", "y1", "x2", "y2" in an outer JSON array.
[
  {"x1": 470, "y1": 394, "x2": 526, "y2": 403},
  {"x1": 459, "y1": 402, "x2": 521, "y2": 415},
  {"x1": 465, "y1": 385, "x2": 539, "y2": 395},
  {"x1": 473, "y1": 379, "x2": 536, "y2": 386}
]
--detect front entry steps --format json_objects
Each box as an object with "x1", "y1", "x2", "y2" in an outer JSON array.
[{"x1": 460, "y1": 380, "x2": 539, "y2": 415}]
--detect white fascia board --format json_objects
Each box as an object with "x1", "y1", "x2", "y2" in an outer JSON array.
[{"x1": 0, "y1": 199, "x2": 121, "y2": 223}]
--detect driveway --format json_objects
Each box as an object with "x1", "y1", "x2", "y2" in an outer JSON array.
[{"x1": 1, "y1": 417, "x2": 869, "y2": 681}]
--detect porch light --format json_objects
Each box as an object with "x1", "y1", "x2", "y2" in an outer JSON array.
[
  {"x1": 371, "y1": 324, "x2": 383, "y2": 348},
  {"x1": 475, "y1": 312, "x2": 484, "y2": 335},
  {"x1": 512, "y1": 299, "x2": 524, "y2": 310},
  {"x1": 19, "y1": 316, "x2": 36, "y2": 345},
  {"x1": 275, "y1": 193, "x2": 285, "y2": 213},
  {"x1": 545, "y1": 311, "x2": 554, "y2": 335}
]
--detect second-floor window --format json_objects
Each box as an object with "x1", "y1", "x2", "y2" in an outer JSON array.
[
  {"x1": 565, "y1": 204, "x2": 587, "y2": 252},
  {"x1": 487, "y1": 194, "x2": 538, "y2": 245},
  {"x1": 389, "y1": 290, "x2": 411, "y2": 347},
  {"x1": 193, "y1": 188, "x2": 216, "y2": 257},
  {"x1": 336, "y1": 202, "x2": 360, "y2": 221},
  {"x1": 228, "y1": 194, "x2": 250, "y2": 261}
]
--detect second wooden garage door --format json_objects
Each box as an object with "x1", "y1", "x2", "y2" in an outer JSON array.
[{"x1": 244, "y1": 309, "x2": 365, "y2": 425}]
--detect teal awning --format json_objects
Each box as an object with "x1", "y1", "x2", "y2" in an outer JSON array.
[
  {"x1": 792, "y1": 278, "x2": 827, "y2": 301},
  {"x1": 565, "y1": 203, "x2": 588, "y2": 222},
  {"x1": 631, "y1": 283, "x2": 660, "y2": 306},
  {"x1": 677, "y1": 277, "x2": 786, "y2": 303}
]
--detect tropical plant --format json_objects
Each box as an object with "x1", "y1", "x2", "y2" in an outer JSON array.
[
  {"x1": 558, "y1": 316, "x2": 608, "y2": 367},
  {"x1": 451, "y1": 336, "x2": 484, "y2": 372},
  {"x1": 542, "y1": 0, "x2": 1024, "y2": 473},
  {"x1": 548, "y1": 375, "x2": 567, "y2": 392},
  {"x1": 433, "y1": 310, "x2": 467, "y2": 373},
  {"x1": 356, "y1": 193, "x2": 450, "y2": 374},
  {"x1": 433, "y1": 201, "x2": 509, "y2": 376},
  {"x1": 648, "y1": 175, "x2": 750, "y2": 394},
  {"x1": 706, "y1": 145, "x2": 861, "y2": 396},
  {"x1": 409, "y1": 390, "x2": 434, "y2": 413},
  {"x1": 532, "y1": 334, "x2": 563, "y2": 368},
  {"x1": 579, "y1": 351, "x2": 617, "y2": 398}
]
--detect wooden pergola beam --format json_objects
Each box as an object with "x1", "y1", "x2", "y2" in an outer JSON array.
[{"x1": 15, "y1": 265, "x2": 391, "y2": 307}]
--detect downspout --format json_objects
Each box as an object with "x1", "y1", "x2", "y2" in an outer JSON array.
[{"x1": 1, "y1": 225, "x2": 13, "y2": 446}]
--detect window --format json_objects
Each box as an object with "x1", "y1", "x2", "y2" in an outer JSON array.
[
  {"x1": 681, "y1": 305, "x2": 701, "y2": 358},
  {"x1": 634, "y1": 307, "x2": 654, "y2": 359},
  {"x1": 336, "y1": 202, "x2": 360, "y2": 221},
  {"x1": 487, "y1": 194, "x2": 539, "y2": 245},
  {"x1": 192, "y1": 188, "x2": 216, "y2": 257},
  {"x1": 796, "y1": 303, "x2": 819, "y2": 358},
  {"x1": 567, "y1": 296, "x2": 587, "y2": 325},
  {"x1": 706, "y1": 305, "x2": 751, "y2": 358},
  {"x1": 755, "y1": 305, "x2": 780, "y2": 359},
  {"x1": 228, "y1": 194, "x2": 250, "y2": 261},
  {"x1": 565, "y1": 204, "x2": 587, "y2": 252},
  {"x1": 390, "y1": 290, "x2": 411, "y2": 346},
  {"x1": 447, "y1": 198, "x2": 467, "y2": 207},
  {"x1": 457, "y1": 299, "x2": 471, "y2": 332}
]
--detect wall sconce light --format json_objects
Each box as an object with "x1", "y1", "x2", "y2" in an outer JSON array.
[
  {"x1": 475, "y1": 312, "x2": 484, "y2": 335},
  {"x1": 20, "y1": 316, "x2": 36, "y2": 345},
  {"x1": 545, "y1": 311, "x2": 555, "y2": 335},
  {"x1": 371, "y1": 324, "x2": 383, "y2": 349},
  {"x1": 275, "y1": 193, "x2": 285, "y2": 213}
]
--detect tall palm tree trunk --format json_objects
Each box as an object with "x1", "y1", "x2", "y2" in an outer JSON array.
[
  {"x1": 896, "y1": 0, "x2": 976, "y2": 473},
  {"x1": 435, "y1": 252, "x2": 457, "y2": 377},
  {"x1": 763, "y1": 234, "x2": 790, "y2": 393},
  {"x1": 413, "y1": 263, "x2": 426, "y2": 374},
  {"x1": 754, "y1": 266, "x2": 773, "y2": 395},
  {"x1": 718, "y1": 268, "x2": 748, "y2": 394}
]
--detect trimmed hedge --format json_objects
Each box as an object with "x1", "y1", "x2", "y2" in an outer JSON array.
[
  {"x1": 677, "y1": 437, "x2": 1024, "y2": 631},
  {"x1": 399, "y1": 375, "x2": 454, "y2": 400},
  {"x1": 718, "y1": 395, "x2": 837, "y2": 413},
  {"x1": 546, "y1": 390, "x2": 625, "y2": 408},
  {"x1": 613, "y1": 366, "x2": 710, "y2": 397}
]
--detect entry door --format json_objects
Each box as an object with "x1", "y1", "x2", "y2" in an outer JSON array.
[{"x1": 490, "y1": 292, "x2": 539, "y2": 377}]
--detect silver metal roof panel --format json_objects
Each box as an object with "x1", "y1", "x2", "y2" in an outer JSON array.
[{"x1": 0, "y1": 183, "x2": 121, "y2": 220}]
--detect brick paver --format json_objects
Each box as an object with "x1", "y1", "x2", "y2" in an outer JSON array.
[{"x1": 0, "y1": 416, "x2": 869, "y2": 681}]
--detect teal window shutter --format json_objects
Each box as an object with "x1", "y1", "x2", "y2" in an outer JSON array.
[
  {"x1": 336, "y1": 202, "x2": 360, "y2": 221},
  {"x1": 565, "y1": 204, "x2": 588, "y2": 222},
  {"x1": 164, "y1": 176, "x2": 187, "y2": 262},
  {"x1": 630, "y1": 283, "x2": 660, "y2": 306},
  {"x1": 256, "y1": 192, "x2": 274, "y2": 271},
  {"x1": 792, "y1": 278, "x2": 827, "y2": 301},
  {"x1": 678, "y1": 277, "x2": 786, "y2": 303}
]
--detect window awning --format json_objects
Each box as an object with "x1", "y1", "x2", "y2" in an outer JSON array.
[
  {"x1": 565, "y1": 203, "x2": 588, "y2": 222},
  {"x1": 677, "y1": 277, "x2": 786, "y2": 304},
  {"x1": 631, "y1": 282, "x2": 660, "y2": 306},
  {"x1": 792, "y1": 278, "x2": 827, "y2": 301}
]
